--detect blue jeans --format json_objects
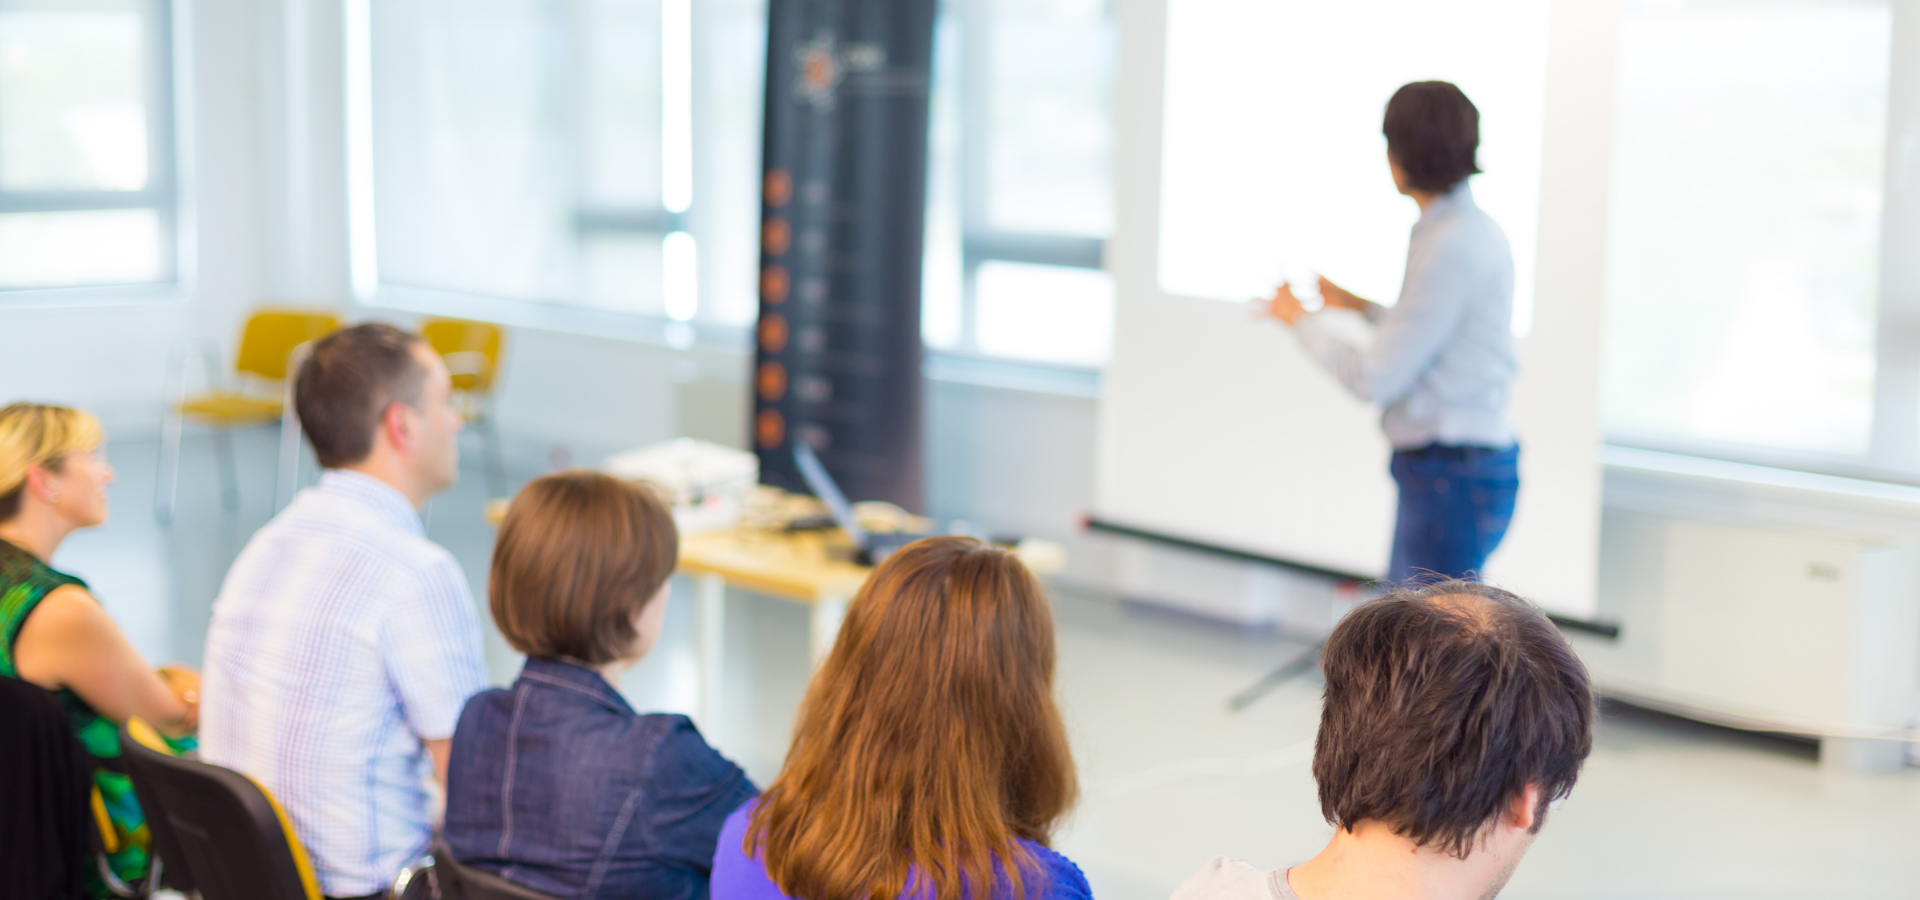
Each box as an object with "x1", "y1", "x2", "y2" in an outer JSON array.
[{"x1": 1387, "y1": 443, "x2": 1520, "y2": 585}]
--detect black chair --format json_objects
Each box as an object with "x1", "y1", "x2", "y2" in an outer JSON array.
[
  {"x1": 430, "y1": 844, "x2": 562, "y2": 900},
  {"x1": 120, "y1": 737, "x2": 194, "y2": 897},
  {"x1": 0, "y1": 676, "x2": 162, "y2": 900},
  {"x1": 117, "y1": 719, "x2": 321, "y2": 900},
  {"x1": 0, "y1": 675, "x2": 94, "y2": 900}
]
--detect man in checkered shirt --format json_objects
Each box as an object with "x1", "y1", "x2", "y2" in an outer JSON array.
[{"x1": 201, "y1": 323, "x2": 487, "y2": 900}]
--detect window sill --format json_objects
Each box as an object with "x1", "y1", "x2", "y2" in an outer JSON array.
[
  {"x1": 364, "y1": 283, "x2": 1111, "y2": 399},
  {"x1": 923, "y1": 352, "x2": 1102, "y2": 398},
  {"x1": 362, "y1": 283, "x2": 752, "y2": 356},
  {"x1": 0, "y1": 282, "x2": 184, "y2": 311},
  {"x1": 1600, "y1": 445, "x2": 1920, "y2": 522}
]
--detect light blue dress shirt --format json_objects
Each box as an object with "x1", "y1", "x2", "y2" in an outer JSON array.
[
  {"x1": 1294, "y1": 181, "x2": 1517, "y2": 450},
  {"x1": 201, "y1": 469, "x2": 487, "y2": 897}
]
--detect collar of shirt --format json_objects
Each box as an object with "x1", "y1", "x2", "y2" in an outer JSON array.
[
  {"x1": 1415, "y1": 180, "x2": 1477, "y2": 231},
  {"x1": 316, "y1": 469, "x2": 425, "y2": 539},
  {"x1": 518, "y1": 657, "x2": 635, "y2": 716}
]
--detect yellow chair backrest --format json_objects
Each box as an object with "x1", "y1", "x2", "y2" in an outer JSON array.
[
  {"x1": 421, "y1": 318, "x2": 504, "y2": 393},
  {"x1": 234, "y1": 310, "x2": 342, "y2": 382}
]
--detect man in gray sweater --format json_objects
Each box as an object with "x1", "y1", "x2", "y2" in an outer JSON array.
[{"x1": 1173, "y1": 581, "x2": 1593, "y2": 900}]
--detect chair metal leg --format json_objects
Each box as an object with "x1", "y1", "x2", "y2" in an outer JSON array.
[
  {"x1": 276, "y1": 405, "x2": 302, "y2": 511},
  {"x1": 481, "y1": 411, "x2": 507, "y2": 497},
  {"x1": 697, "y1": 574, "x2": 726, "y2": 739},
  {"x1": 94, "y1": 851, "x2": 160, "y2": 899},
  {"x1": 392, "y1": 854, "x2": 435, "y2": 900},
  {"x1": 212, "y1": 428, "x2": 240, "y2": 511},
  {"x1": 154, "y1": 411, "x2": 184, "y2": 524},
  {"x1": 277, "y1": 344, "x2": 313, "y2": 512}
]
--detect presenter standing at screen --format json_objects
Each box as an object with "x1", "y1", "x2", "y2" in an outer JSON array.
[{"x1": 1262, "y1": 81, "x2": 1517, "y2": 585}]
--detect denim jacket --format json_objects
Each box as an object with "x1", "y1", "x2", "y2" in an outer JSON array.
[{"x1": 445, "y1": 658, "x2": 759, "y2": 900}]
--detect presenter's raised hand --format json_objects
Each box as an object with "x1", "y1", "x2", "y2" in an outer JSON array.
[
  {"x1": 1317, "y1": 277, "x2": 1370, "y2": 313},
  {"x1": 1262, "y1": 283, "x2": 1307, "y2": 326}
]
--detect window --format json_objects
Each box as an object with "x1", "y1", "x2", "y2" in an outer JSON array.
[
  {"x1": 923, "y1": 0, "x2": 1117, "y2": 368},
  {"x1": 1599, "y1": 1, "x2": 1895, "y2": 472},
  {"x1": 359, "y1": 0, "x2": 765, "y2": 328},
  {"x1": 0, "y1": 0, "x2": 174, "y2": 292},
  {"x1": 360, "y1": 0, "x2": 1116, "y2": 364}
]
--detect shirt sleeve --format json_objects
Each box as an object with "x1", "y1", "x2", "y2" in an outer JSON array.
[
  {"x1": 643, "y1": 716, "x2": 761, "y2": 874},
  {"x1": 1294, "y1": 232, "x2": 1475, "y2": 407},
  {"x1": 380, "y1": 553, "x2": 488, "y2": 741},
  {"x1": 1169, "y1": 857, "x2": 1277, "y2": 900}
]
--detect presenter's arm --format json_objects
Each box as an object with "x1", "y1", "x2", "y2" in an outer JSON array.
[
  {"x1": 1285, "y1": 244, "x2": 1471, "y2": 405},
  {"x1": 1317, "y1": 277, "x2": 1386, "y2": 322}
]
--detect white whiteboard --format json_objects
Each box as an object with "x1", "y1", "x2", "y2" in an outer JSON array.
[
  {"x1": 1096, "y1": 0, "x2": 1610, "y2": 619},
  {"x1": 1157, "y1": 0, "x2": 1548, "y2": 335}
]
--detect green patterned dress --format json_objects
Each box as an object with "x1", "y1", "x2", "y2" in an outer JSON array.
[{"x1": 0, "y1": 538, "x2": 194, "y2": 896}]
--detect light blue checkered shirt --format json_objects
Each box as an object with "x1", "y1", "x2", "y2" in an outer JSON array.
[{"x1": 201, "y1": 470, "x2": 487, "y2": 896}]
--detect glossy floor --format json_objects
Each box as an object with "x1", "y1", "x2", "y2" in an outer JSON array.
[{"x1": 56, "y1": 432, "x2": 1920, "y2": 900}]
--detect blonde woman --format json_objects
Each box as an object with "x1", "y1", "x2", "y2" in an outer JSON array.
[{"x1": 0, "y1": 402, "x2": 198, "y2": 895}]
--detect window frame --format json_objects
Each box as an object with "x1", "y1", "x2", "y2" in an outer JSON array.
[
  {"x1": 0, "y1": 0, "x2": 179, "y2": 298},
  {"x1": 940, "y1": 0, "x2": 1113, "y2": 368},
  {"x1": 351, "y1": 0, "x2": 731, "y2": 325}
]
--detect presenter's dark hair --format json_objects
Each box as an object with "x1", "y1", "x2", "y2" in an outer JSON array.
[
  {"x1": 1383, "y1": 81, "x2": 1482, "y2": 192},
  {"x1": 489, "y1": 470, "x2": 678, "y2": 665},
  {"x1": 294, "y1": 323, "x2": 429, "y2": 468},
  {"x1": 1313, "y1": 580, "x2": 1593, "y2": 858}
]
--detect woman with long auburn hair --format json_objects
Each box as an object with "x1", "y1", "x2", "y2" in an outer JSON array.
[{"x1": 710, "y1": 535, "x2": 1090, "y2": 900}]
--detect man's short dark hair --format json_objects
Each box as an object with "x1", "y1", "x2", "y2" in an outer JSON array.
[
  {"x1": 295, "y1": 323, "x2": 429, "y2": 468},
  {"x1": 1383, "y1": 81, "x2": 1481, "y2": 193},
  {"x1": 1314, "y1": 580, "x2": 1593, "y2": 858}
]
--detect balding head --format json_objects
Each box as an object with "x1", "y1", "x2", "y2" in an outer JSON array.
[{"x1": 1312, "y1": 580, "x2": 1594, "y2": 859}]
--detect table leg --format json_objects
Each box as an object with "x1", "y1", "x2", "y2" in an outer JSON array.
[
  {"x1": 810, "y1": 595, "x2": 849, "y2": 666},
  {"x1": 696, "y1": 574, "x2": 726, "y2": 736}
]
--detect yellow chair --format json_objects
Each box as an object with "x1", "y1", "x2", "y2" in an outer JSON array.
[
  {"x1": 421, "y1": 318, "x2": 507, "y2": 495},
  {"x1": 155, "y1": 308, "x2": 339, "y2": 523}
]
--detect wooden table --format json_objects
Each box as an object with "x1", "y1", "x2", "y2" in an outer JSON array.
[
  {"x1": 486, "y1": 499, "x2": 1064, "y2": 734},
  {"x1": 677, "y1": 527, "x2": 1065, "y2": 731},
  {"x1": 677, "y1": 528, "x2": 867, "y2": 729}
]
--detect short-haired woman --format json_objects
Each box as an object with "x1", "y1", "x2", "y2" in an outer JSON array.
[
  {"x1": 0, "y1": 402, "x2": 199, "y2": 895},
  {"x1": 444, "y1": 470, "x2": 757, "y2": 900},
  {"x1": 1261, "y1": 80, "x2": 1521, "y2": 585},
  {"x1": 712, "y1": 536, "x2": 1090, "y2": 900}
]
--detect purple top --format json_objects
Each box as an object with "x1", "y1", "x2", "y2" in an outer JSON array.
[{"x1": 710, "y1": 803, "x2": 1095, "y2": 900}]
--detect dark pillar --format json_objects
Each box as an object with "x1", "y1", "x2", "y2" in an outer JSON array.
[{"x1": 751, "y1": 0, "x2": 935, "y2": 512}]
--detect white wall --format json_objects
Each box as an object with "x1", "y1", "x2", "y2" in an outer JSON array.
[{"x1": 0, "y1": 0, "x2": 274, "y2": 433}]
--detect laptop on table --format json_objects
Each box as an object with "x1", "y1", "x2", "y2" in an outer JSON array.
[{"x1": 792, "y1": 442, "x2": 929, "y2": 566}]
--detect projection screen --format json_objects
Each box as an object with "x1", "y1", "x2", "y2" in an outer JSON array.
[{"x1": 1095, "y1": 0, "x2": 1611, "y2": 619}]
